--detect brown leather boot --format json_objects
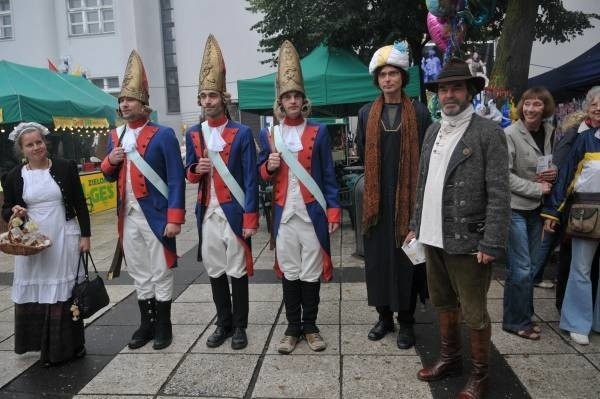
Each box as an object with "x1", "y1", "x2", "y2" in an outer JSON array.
[
  {"x1": 456, "y1": 323, "x2": 491, "y2": 399},
  {"x1": 417, "y1": 309, "x2": 462, "y2": 381}
]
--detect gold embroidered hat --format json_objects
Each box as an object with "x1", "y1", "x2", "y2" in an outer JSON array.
[
  {"x1": 276, "y1": 40, "x2": 305, "y2": 99},
  {"x1": 119, "y1": 50, "x2": 150, "y2": 104},
  {"x1": 198, "y1": 34, "x2": 226, "y2": 94}
]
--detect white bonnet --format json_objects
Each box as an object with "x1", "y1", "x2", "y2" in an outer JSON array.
[{"x1": 8, "y1": 122, "x2": 50, "y2": 142}]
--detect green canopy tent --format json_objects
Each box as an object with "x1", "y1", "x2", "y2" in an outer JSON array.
[
  {"x1": 237, "y1": 44, "x2": 421, "y2": 116},
  {"x1": 0, "y1": 60, "x2": 117, "y2": 126}
]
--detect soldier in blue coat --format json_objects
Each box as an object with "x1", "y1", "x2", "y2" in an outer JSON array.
[
  {"x1": 258, "y1": 41, "x2": 341, "y2": 354},
  {"x1": 185, "y1": 35, "x2": 259, "y2": 350},
  {"x1": 102, "y1": 50, "x2": 186, "y2": 351}
]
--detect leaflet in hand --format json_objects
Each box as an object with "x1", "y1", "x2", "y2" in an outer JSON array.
[{"x1": 401, "y1": 238, "x2": 426, "y2": 265}]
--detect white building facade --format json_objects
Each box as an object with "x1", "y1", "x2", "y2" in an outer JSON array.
[{"x1": 0, "y1": 0, "x2": 273, "y2": 133}]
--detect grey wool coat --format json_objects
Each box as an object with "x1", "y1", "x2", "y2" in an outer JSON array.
[{"x1": 410, "y1": 114, "x2": 511, "y2": 260}]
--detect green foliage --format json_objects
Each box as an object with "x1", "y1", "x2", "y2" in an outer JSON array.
[
  {"x1": 246, "y1": 0, "x2": 429, "y2": 65},
  {"x1": 247, "y1": 0, "x2": 598, "y2": 65}
]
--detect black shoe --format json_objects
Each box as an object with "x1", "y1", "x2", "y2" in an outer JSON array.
[
  {"x1": 74, "y1": 346, "x2": 87, "y2": 359},
  {"x1": 206, "y1": 326, "x2": 233, "y2": 348},
  {"x1": 129, "y1": 326, "x2": 155, "y2": 349},
  {"x1": 397, "y1": 324, "x2": 416, "y2": 349},
  {"x1": 231, "y1": 327, "x2": 248, "y2": 350},
  {"x1": 368, "y1": 320, "x2": 395, "y2": 341}
]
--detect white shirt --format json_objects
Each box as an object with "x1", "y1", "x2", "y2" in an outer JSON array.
[
  {"x1": 279, "y1": 121, "x2": 311, "y2": 223},
  {"x1": 419, "y1": 105, "x2": 474, "y2": 248}
]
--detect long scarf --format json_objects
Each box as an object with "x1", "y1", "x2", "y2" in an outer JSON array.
[{"x1": 362, "y1": 94, "x2": 420, "y2": 247}]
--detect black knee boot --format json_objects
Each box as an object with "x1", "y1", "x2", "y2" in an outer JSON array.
[
  {"x1": 301, "y1": 281, "x2": 321, "y2": 334},
  {"x1": 230, "y1": 275, "x2": 249, "y2": 349},
  {"x1": 282, "y1": 277, "x2": 302, "y2": 337},
  {"x1": 129, "y1": 298, "x2": 155, "y2": 349},
  {"x1": 206, "y1": 274, "x2": 233, "y2": 348},
  {"x1": 153, "y1": 300, "x2": 173, "y2": 350}
]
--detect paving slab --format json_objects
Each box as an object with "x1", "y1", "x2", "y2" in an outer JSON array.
[
  {"x1": 548, "y1": 322, "x2": 600, "y2": 354},
  {"x1": 79, "y1": 353, "x2": 183, "y2": 395},
  {"x1": 506, "y1": 354, "x2": 600, "y2": 399},
  {"x1": 0, "y1": 321, "x2": 13, "y2": 342},
  {"x1": 491, "y1": 322, "x2": 576, "y2": 355},
  {"x1": 249, "y1": 283, "x2": 283, "y2": 302},
  {"x1": 487, "y1": 280, "x2": 504, "y2": 299},
  {"x1": 249, "y1": 301, "x2": 282, "y2": 324},
  {"x1": 340, "y1": 282, "x2": 367, "y2": 301},
  {"x1": 534, "y1": 298, "x2": 560, "y2": 322},
  {"x1": 74, "y1": 395, "x2": 152, "y2": 399},
  {"x1": 341, "y1": 324, "x2": 417, "y2": 355},
  {"x1": 162, "y1": 353, "x2": 258, "y2": 397},
  {"x1": 192, "y1": 324, "x2": 272, "y2": 354},
  {"x1": 267, "y1": 324, "x2": 339, "y2": 355},
  {"x1": 0, "y1": 307, "x2": 12, "y2": 322},
  {"x1": 319, "y1": 282, "x2": 341, "y2": 301},
  {"x1": 0, "y1": 335, "x2": 13, "y2": 350},
  {"x1": 0, "y1": 351, "x2": 38, "y2": 388},
  {"x1": 252, "y1": 354, "x2": 339, "y2": 398},
  {"x1": 171, "y1": 302, "x2": 216, "y2": 325},
  {"x1": 342, "y1": 354, "x2": 432, "y2": 399},
  {"x1": 487, "y1": 298, "x2": 504, "y2": 323},
  {"x1": 0, "y1": 289, "x2": 12, "y2": 312},
  {"x1": 340, "y1": 300, "x2": 377, "y2": 324},
  {"x1": 175, "y1": 283, "x2": 214, "y2": 303}
]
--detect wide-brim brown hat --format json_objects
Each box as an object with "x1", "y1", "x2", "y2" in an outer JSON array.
[{"x1": 425, "y1": 58, "x2": 486, "y2": 93}]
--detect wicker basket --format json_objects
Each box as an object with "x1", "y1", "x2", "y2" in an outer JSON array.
[{"x1": 0, "y1": 215, "x2": 51, "y2": 256}]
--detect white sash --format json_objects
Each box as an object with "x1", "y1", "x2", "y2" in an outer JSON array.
[
  {"x1": 273, "y1": 125, "x2": 327, "y2": 212},
  {"x1": 201, "y1": 121, "x2": 246, "y2": 207},
  {"x1": 116, "y1": 125, "x2": 168, "y2": 199}
]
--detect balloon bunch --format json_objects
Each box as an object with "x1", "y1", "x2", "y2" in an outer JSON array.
[{"x1": 425, "y1": 0, "x2": 496, "y2": 62}]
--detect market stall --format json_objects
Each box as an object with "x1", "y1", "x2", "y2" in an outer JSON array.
[{"x1": 0, "y1": 60, "x2": 118, "y2": 214}]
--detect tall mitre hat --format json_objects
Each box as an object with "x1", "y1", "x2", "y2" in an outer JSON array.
[
  {"x1": 276, "y1": 40, "x2": 305, "y2": 99},
  {"x1": 119, "y1": 50, "x2": 150, "y2": 104},
  {"x1": 198, "y1": 34, "x2": 226, "y2": 95}
]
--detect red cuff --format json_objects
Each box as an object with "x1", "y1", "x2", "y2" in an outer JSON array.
[
  {"x1": 167, "y1": 208, "x2": 185, "y2": 224},
  {"x1": 260, "y1": 163, "x2": 273, "y2": 181},
  {"x1": 186, "y1": 164, "x2": 203, "y2": 183},
  {"x1": 101, "y1": 157, "x2": 118, "y2": 174},
  {"x1": 243, "y1": 212, "x2": 259, "y2": 229},
  {"x1": 327, "y1": 207, "x2": 341, "y2": 223}
]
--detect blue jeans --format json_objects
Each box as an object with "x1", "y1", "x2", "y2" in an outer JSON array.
[
  {"x1": 503, "y1": 210, "x2": 542, "y2": 332},
  {"x1": 532, "y1": 226, "x2": 561, "y2": 284},
  {"x1": 560, "y1": 238, "x2": 600, "y2": 334}
]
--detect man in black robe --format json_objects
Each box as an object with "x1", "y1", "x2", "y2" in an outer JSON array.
[{"x1": 356, "y1": 42, "x2": 432, "y2": 349}]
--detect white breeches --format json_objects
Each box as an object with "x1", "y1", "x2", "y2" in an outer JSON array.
[
  {"x1": 201, "y1": 213, "x2": 247, "y2": 278},
  {"x1": 276, "y1": 215, "x2": 323, "y2": 282},
  {"x1": 123, "y1": 206, "x2": 174, "y2": 301}
]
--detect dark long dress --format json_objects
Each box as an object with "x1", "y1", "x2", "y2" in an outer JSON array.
[{"x1": 357, "y1": 100, "x2": 431, "y2": 313}]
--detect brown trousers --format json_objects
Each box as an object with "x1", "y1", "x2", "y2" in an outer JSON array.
[{"x1": 424, "y1": 245, "x2": 492, "y2": 329}]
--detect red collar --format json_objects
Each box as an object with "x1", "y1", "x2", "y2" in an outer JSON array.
[
  {"x1": 283, "y1": 117, "x2": 304, "y2": 126},
  {"x1": 207, "y1": 116, "x2": 228, "y2": 127},
  {"x1": 127, "y1": 118, "x2": 148, "y2": 129}
]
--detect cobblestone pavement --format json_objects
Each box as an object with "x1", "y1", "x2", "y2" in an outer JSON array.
[{"x1": 1, "y1": 185, "x2": 600, "y2": 398}]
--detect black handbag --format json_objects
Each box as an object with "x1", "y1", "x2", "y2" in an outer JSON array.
[{"x1": 71, "y1": 251, "x2": 110, "y2": 320}]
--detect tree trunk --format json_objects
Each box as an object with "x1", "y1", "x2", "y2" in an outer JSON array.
[{"x1": 490, "y1": 0, "x2": 538, "y2": 101}]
